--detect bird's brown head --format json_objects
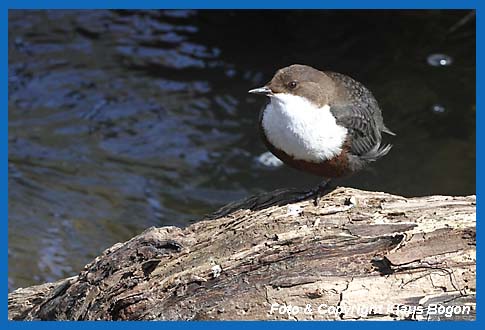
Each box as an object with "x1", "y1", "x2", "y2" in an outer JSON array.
[{"x1": 248, "y1": 64, "x2": 336, "y2": 107}]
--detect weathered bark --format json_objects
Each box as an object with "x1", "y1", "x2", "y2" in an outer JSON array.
[{"x1": 9, "y1": 187, "x2": 476, "y2": 321}]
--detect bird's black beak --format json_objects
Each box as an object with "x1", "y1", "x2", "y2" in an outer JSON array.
[{"x1": 248, "y1": 86, "x2": 273, "y2": 96}]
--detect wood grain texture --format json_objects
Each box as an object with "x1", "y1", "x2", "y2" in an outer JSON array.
[{"x1": 8, "y1": 187, "x2": 476, "y2": 321}]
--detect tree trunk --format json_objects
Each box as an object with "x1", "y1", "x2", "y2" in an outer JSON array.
[{"x1": 8, "y1": 187, "x2": 476, "y2": 321}]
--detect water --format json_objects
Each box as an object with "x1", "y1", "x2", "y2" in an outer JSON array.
[{"x1": 8, "y1": 10, "x2": 476, "y2": 290}]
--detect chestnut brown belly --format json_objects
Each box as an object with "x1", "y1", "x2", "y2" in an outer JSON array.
[
  {"x1": 260, "y1": 130, "x2": 350, "y2": 178},
  {"x1": 268, "y1": 144, "x2": 350, "y2": 177},
  {"x1": 258, "y1": 110, "x2": 353, "y2": 177}
]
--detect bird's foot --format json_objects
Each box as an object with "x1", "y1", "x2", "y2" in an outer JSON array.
[
  {"x1": 294, "y1": 179, "x2": 332, "y2": 205},
  {"x1": 311, "y1": 179, "x2": 332, "y2": 206}
]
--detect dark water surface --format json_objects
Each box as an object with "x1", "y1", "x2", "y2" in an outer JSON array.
[{"x1": 8, "y1": 10, "x2": 475, "y2": 290}]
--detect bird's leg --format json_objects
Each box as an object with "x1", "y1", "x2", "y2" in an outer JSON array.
[
  {"x1": 312, "y1": 178, "x2": 332, "y2": 206},
  {"x1": 293, "y1": 178, "x2": 332, "y2": 205}
]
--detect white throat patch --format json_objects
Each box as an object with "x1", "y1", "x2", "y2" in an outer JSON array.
[{"x1": 262, "y1": 93, "x2": 347, "y2": 162}]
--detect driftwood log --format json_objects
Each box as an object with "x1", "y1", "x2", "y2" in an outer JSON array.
[{"x1": 8, "y1": 187, "x2": 476, "y2": 321}]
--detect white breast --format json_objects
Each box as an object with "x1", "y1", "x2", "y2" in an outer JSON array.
[{"x1": 261, "y1": 93, "x2": 347, "y2": 162}]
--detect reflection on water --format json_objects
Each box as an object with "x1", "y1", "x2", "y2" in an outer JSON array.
[{"x1": 8, "y1": 10, "x2": 475, "y2": 290}]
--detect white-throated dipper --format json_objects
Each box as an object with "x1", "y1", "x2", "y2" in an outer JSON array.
[{"x1": 248, "y1": 64, "x2": 395, "y2": 198}]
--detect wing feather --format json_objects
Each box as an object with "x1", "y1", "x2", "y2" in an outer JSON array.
[{"x1": 330, "y1": 103, "x2": 392, "y2": 161}]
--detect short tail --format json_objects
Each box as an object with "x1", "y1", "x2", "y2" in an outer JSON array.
[
  {"x1": 382, "y1": 124, "x2": 396, "y2": 136},
  {"x1": 361, "y1": 142, "x2": 393, "y2": 162}
]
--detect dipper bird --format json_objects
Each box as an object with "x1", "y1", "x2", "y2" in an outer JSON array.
[{"x1": 248, "y1": 64, "x2": 395, "y2": 198}]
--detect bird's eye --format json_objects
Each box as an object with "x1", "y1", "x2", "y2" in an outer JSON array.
[{"x1": 288, "y1": 81, "x2": 298, "y2": 89}]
